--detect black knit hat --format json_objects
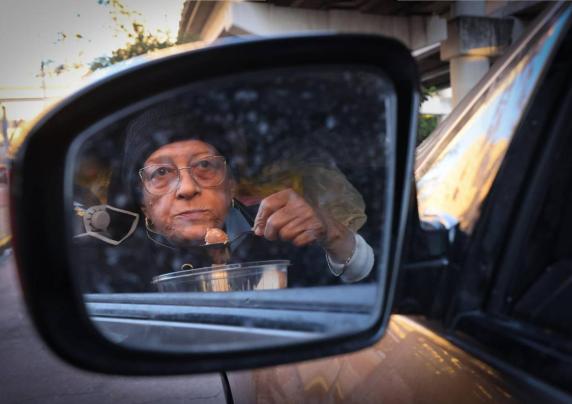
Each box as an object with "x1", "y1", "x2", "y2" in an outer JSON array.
[{"x1": 119, "y1": 101, "x2": 244, "y2": 207}]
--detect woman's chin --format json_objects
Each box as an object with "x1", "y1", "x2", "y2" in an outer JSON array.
[{"x1": 169, "y1": 229, "x2": 209, "y2": 245}]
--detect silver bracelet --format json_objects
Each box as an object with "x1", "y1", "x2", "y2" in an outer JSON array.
[{"x1": 326, "y1": 233, "x2": 357, "y2": 277}]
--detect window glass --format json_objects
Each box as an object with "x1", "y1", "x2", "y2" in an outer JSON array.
[
  {"x1": 512, "y1": 152, "x2": 572, "y2": 336},
  {"x1": 415, "y1": 7, "x2": 571, "y2": 233}
]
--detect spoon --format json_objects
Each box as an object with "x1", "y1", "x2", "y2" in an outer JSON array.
[{"x1": 201, "y1": 230, "x2": 254, "y2": 250}]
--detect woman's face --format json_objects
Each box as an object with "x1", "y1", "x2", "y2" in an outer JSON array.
[{"x1": 141, "y1": 139, "x2": 233, "y2": 244}]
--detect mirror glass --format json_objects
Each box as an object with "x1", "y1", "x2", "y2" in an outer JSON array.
[{"x1": 68, "y1": 66, "x2": 396, "y2": 353}]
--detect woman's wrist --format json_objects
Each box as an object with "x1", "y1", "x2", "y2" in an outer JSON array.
[
  {"x1": 321, "y1": 217, "x2": 356, "y2": 264},
  {"x1": 329, "y1": 233, "x2": 374, "y2": 282}
]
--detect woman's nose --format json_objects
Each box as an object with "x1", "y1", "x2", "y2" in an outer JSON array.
[{"x1": 175, "y1": 168, "x2": 201, "y2": 198}]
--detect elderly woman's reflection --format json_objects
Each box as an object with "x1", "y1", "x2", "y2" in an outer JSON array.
[{"x1": 80, "y1": 107, "x2": 374, "y2": 292}]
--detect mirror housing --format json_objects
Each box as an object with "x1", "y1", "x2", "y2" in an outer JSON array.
[{"x1": 10, "y1": 34, "x2": 419, "y2": 374}]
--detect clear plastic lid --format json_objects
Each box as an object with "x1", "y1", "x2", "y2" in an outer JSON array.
[{"x1": 152, "y1": 260, "x2": 290, "y2": 284}]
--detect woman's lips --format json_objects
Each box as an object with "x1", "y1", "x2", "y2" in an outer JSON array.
[{"x1": 174, "y1": 209, "x2": 211, "y2": 221}]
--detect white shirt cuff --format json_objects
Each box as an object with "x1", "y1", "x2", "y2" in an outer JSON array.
[{"x1": 326, "y1": 233, "x2": 374, "y2": 283}]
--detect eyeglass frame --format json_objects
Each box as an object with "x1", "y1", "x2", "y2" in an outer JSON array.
[{"x1": 138, "y1": 155, "x2": 228, "y2": 195}]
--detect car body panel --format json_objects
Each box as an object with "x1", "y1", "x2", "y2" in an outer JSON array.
[{"x1": 227, "y1": 315, "x2": 542, "y2": 403}]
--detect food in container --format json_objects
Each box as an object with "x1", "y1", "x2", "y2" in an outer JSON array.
[{"x1": 152, "y1": 260, "x2": 289, "y2": 292}]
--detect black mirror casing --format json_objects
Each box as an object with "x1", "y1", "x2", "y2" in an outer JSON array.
[{"x1": 10, "y1": 34, "x2": 419, "y2": 375}]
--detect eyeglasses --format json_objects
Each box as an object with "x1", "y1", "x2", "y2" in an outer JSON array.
[{"x1": 139, "y1": 155, "x2": 227, "y2": 195}]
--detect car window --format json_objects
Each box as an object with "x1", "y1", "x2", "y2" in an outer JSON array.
[
  {"x1": 512, "y1": 151, "x2": 572, "y2": 337},
  {"x1": 500, "y1": 35, "x2": 572, "y2": 335},
  {"x1": 415, "y1": 6, "x2": 572, "y2": 233}
]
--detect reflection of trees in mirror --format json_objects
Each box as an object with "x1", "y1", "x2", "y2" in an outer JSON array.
[{"x1": 71, "y1": 68, "x2": 393, "y2": 295}]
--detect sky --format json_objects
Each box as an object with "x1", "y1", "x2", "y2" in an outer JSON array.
[{"x1": 0, "y1": 0, "x2": 185, "y2": 120}]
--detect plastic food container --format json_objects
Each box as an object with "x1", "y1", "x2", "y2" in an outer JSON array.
[{"x1": 152, "y1": 260, "x2": 289, "y2": 292}]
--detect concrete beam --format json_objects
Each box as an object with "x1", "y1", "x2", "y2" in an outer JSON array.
[
  {"x1": 178, "y1": 1, "x2": 447, "y2": 51},
  {"x1": 441, "y1": 16, "x2": 513, "y2": 60},
  {"x1": 441, "y1": 15, "x2": 512, "y2": 105}
]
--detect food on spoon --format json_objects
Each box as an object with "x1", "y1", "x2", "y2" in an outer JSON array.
[
  {"x1": 205, "y1": 228, "x2": 229, "y2": 245},
  {"x1": 205, "y1": 228, "x2": 231, "y2": 266}
]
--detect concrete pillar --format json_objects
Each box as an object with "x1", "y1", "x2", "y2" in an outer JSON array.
[
  {"x1": 449, "y1": 56, "x2": 489, "y2": 105},
  {"x1": 441, "y1": 15, "x2": 513, "y2": 105}
]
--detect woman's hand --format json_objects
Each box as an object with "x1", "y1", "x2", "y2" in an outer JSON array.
[{"x1": 253, "y1": 188, "x2": 355, "y2": 263}]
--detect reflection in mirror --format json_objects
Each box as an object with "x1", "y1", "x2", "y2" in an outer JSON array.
[{"x1": 69, "y1": 66, "x2": 396, "y2": 353}]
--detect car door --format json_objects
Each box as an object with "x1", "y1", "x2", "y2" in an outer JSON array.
[{"x1": 225, "y1": 3, "x2": 572, "y2": 403}]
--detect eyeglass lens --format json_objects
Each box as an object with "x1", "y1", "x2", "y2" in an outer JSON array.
[{"x1": 140, "y1": 156, "x2": 226, "y2": 194}]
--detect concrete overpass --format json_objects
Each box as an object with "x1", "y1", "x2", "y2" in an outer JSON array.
[{"x1": 177, "y1": 0, "x2": 547, "y2": 107}]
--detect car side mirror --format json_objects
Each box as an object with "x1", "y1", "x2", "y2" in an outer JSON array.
[{"x1": 10, "y1": 34, "x2": 419, "y2": 374}]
